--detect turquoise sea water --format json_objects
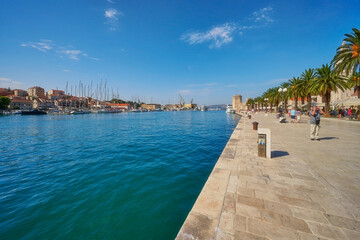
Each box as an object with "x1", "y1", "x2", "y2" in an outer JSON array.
[{"x1": 0, "y1": 111, "x2": 240, "y2": 239}]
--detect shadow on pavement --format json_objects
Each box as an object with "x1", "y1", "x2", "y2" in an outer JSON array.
[
  {"x1": 318, "y1": 137, "x2": 339, "y2": 141},
  {"x1": 271, "y1": 151, "x2": 290, "y2": 158}
]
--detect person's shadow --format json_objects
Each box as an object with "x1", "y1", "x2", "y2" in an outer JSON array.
[
  {"x1": 318, "y1": 137, "x2": 339, "y2": 141},
  {"x1": 271, "y1": 151, "x2": 290, "y2": 158}
]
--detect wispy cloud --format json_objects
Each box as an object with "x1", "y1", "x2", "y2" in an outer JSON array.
[
  {"x1": 63, "y1": 69, "x2": 70, "y2": 72},
  {"x1": 181, "y1": 6, "x2": 273, "y2": 48},
  {"x1": 20, "y1": 39, "x2": 54, "y2": 52},
  {"x1": 0, "y1": 77, "x2": 23, "y2": 88},
  {"x1": 251, "y1": 7, "x2": 273, "y2": 23},
  {"x1": 179, "y1": 89, "x2": 192, "y2": 95},
  {"x1": 107, "y1": 0, "x2": 115, "y2": 3},
  {"x1": 21, "y1": 40, "x2": 99, "y2": 61},
  {"x1": 181, "y1": 23, "x2": 237, "y2": 48},
  {"x1": 58, "y1": 50, "x2": 82, "y2": 60},
  {"x1": 104, "y1": 8, "x2": 123, "y2": 31}
]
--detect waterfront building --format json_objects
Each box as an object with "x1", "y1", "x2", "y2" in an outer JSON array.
[
  {"x1": 141, "y1": 103, "x2": 161, "y2": 110},
  {"x1": 184, "y1": 103, "x2": 197, "y2": 109},
  {"x1": 47, "y1": 89, "x2": 65, "y2": 100},
  {"x1": 33, "y1": 98, "x2": 55, "y2": 109},
  {"x1": 9, "y1": 97, "x2": 33, "y2": 110},
  {"x1": 28, "y1": 86, "x2": 45, "y2": 98},
  {"x1": 0, "y1": 88, "x2": 12, "y2": 97},
  {"x1": 107, "y1": 103, "x2": 130, "y2": 110},
  {"x1": 13, "y1": 89, "x2": 28, "y2": 97},
  {"x1": 232, "y1": 95, "x2": 247, "y2": 112}
]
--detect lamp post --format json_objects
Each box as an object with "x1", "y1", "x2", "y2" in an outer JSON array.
[
  {"x1": 264, "y1": 98, "x2": 269, "y2": 112},
  {"x1": 278, "y1": 88, "x2": 287, "y2": 113}
]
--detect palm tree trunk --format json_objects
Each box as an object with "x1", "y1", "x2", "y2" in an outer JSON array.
[
  {"x1": 307, "y1": 94, "x2": 311, "y2": 111},
  {"x1": 294, "y1": 95, "x2": 298, "y2": 109},
  {"x1": 301, "y1": 98, "x2": 305, "y2": 105},
  {"x1": 285, "y1": 99, "x2": 288, "y2": 113},
  {"x1": 270, "y1": 103, "x2": 273, "y2": 113},
  {"x1": 324, "y1": 91, "x2": 331, "y2": 117},
  {"x1": 276, "y1": 101, "x2": 279, "y2": 112}
]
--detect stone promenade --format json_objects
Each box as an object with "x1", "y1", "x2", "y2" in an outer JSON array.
[{"x1": 176, "y1": 113, "x2": 360, "y2": 240}]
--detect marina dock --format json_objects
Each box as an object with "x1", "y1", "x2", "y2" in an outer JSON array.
[{"x1": 176, "y1": 113, "x2": 360, "y2": 240}]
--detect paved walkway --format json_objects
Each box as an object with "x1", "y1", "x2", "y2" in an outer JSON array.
[{"x1": 176, "y1": 113, "x2": 360, "y2": 240}]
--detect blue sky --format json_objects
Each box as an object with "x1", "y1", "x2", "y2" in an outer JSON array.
[{"x1": 0, "y1": 0, "x2": 359, "y2": 105}]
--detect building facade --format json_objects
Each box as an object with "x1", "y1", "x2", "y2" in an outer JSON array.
[
  {"x1": 28, "y1": 86, "x2": 45, "y2": 98},
  {"x1": 13, "y1": 89, "x2": 28, "y2": 97},
  {"x1": 141, "y1": 104, "x2": 161, "y2": 110},
  {"x1": 232, "y1": 95, "x2": 247, "y2": 112},
  {"x1": 9, "y1": 97, "x2": 33, "y2": 110}
]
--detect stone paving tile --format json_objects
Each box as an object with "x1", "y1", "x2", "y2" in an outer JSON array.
[
  {"x1": 235, "y1": 230, "x2": 270, "y2": 240},
  {"x1": 177, "y1": 212, "x2": 219, "y2": 240},
  {"x1": 177, "y1": 114, "x2": 360, "y2": 240},
  {"x1": 342, "y1": 228, "x2": 360, "y2": 239},
  {"x1": 248, "y1": 218, "x2": 300, "y2": 239},
  {"x1": 307, "y1": 222, "x2": 347, "y2": 240},
  {"x1": 298, "y1": 232, "x2": 328, "y2": 240},
  {"x1": 324, "y1": 213, "x2": 360, "y2": 232},
  {"x1": 219, "y1": 211, "x2": 235, "y2": 235},
  {"x1": 223, "y1": 192, "x2": 236, "y2": 213},
  {"x1": 260, "y1": 209, "x2": 311, "y2": 233},
  {"x1": 236, "y1": 203, "x2": 261, "y2": 219},
  {"x1": 291, "y1": 207, "x2": 329, "y2": 224}
]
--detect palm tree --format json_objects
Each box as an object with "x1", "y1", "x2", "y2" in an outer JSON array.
[
  {"x1": 347, "y1": 72, "x2": 360, "y2": 96},
  {"x1": 246, "y1": 98, "x2": 254, "y2": 110},
  {"x1": 332, "y1": 28, "x2": 360, "y2": 98},
  {"x1": 266, "y1": 87, "x2": 281, "y2": 112},
  {"x1": 280, "y1": 82, "x2": 291, "y2": 112},
  {"x1": 289, "y1": 77, "x2": 302, "y2": 109},
  {"x1": 310, "y1": 64, "x2": 347, "y2": 117},
  {"x1": 300, "y1": 68, "x2": 317, "y2": 111}
]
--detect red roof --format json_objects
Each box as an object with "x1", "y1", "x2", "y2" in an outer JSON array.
[{"x1": 108, "y1": 103, "x2": 130, "y2": 106}]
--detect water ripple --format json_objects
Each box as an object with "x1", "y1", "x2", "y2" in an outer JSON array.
[{"x1": 0, "y1": 111, "x2": 239, "y2": 239}]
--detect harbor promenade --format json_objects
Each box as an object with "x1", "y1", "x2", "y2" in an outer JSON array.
[{"x1": 176, "y1": 113, "x2": 360, "y2": 240}]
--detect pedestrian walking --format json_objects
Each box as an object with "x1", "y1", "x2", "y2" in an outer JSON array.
[
  {"x1": 296, "y1": 109, "x2": 301, "y2": 123},
  {"x1": 290, "y1": 109, "x2": 296, "y2": 123},
  {"x1": 309, "y1": 106, "x2": 324, "y2": 140},
  {"x1": 338, "y1": 108, "x2": 342, "y2": 119}
]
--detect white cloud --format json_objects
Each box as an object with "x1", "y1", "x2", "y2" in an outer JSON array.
[
  {"x1": 105, "y1": 8, "x2": 119, "y2": 19},
  {"x1": 251, "y1": 7, "x2": 273, "y2": 23},
  {"x1": 181, "y1": 23, "x2": 237, "y2": 48},
  {"x1": 21, "y1": 40, "x2": 99, "y2": 61},
  {"x1": 58, "y1": 50, "x2": 82, "y2": 60},
  {"x1": 179, "y1": 90, "x2": 192, "y2": 95},
  {"x1": 181, "y1": 6, "x2": 274, "y2": 48},
  {"x1": 107, "y1": 0, "x2": 115, "y2": 3},
  {"x1": 20, "y1": 40, "x2": 53, "y2": 52},
  {"x1": 63, "y1": 69, "x2": 70, "y2": 72},
  {"x1": 0, "y1": 77, "x2": 23, "y2": 88},
  {"x1": 104, "y1": 8, "x2": 123, "y2": 30}
]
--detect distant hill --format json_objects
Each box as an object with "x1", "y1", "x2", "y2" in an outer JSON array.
[{"x1": 206, "y1": 104, "x2": 227, "y2": 110}]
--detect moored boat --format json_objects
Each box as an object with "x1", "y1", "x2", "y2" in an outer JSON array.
[
  {"x1": 20, "y1": 109, "x2": 47, "y2": 115},
  {"x1": 226, "y1": 105, "x2": 235, "y2": 114}
]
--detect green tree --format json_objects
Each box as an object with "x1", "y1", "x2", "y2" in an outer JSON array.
[
  {"x1": 254, "y1": 97, "x2": 262, "y2": 111},
  {"x1": 279, "y1": 82, "x2": 291, "y2": 112},
  {"x1": 289, "y1": 77, "x2": 302, "y2": 109},
  {"x1": 266, "y1": 87, "x2": 281, "y2": 112},
  {"x1": 311, "y1": 64, "x2": 347, "y2": 117},
  {"x1": 246, "y1": 98, "x2": 254, "y2": 110},
  {"x1": 300, "y1": 68, "x2": 317, "y2": 111},
  {"x1": 332, "y1": 28, "x2": 360, "y2": 98},
  {"x1": 0, "y1": 96, "x2": 11, "y2": 110}
]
